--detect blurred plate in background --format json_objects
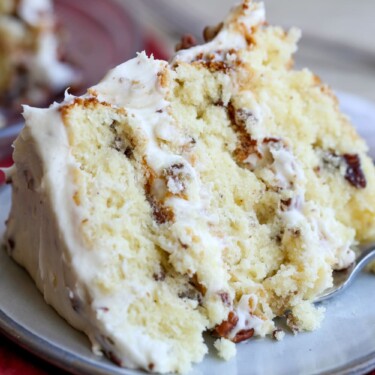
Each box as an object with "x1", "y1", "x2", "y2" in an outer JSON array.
[
  {"x1": 56, "y1": 0, "x2": 142, "y2": 94},
  {"x1": 0, "y1": 0, "x2": 143, "y2": 158}
]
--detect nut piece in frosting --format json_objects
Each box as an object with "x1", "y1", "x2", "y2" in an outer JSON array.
[{"x1": 3, "y1": 0, "x2": 375, "y2": 373}]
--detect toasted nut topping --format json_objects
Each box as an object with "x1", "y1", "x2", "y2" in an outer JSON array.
[
  {"x1": 219, "y1": 292, "x2": 231, "y2": 307},
  {"x1": 280, "y1": 198, "x2": 292, "y2": 211},
  {"x1": 175, "y1": 34, "x2": 197, "y2": 52},
  {"x1": 203, "y1": 22, "x2": 224, "y2": 42},
  {"x1": 149, "y1": 199, "x2": 174, "y2": 224},
  {"x1": 215, "y1": 311, "x2": 239, "y2": 337},
  {"x1": 232, "y1": 328, "x2": 255, "y2": 343},
  {"x1": 227, "y1": 102, "x2": 259, "y2": 162}
]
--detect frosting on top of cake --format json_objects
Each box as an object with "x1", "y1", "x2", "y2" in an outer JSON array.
[
  {"x1": 0, "y1": 0, "x2": 77, "y2": 103},
  {"x1": 174, "y1": 1, "x2": 265, "y2": 63}
]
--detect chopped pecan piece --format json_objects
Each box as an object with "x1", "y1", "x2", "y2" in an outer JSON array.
[
  {"x1": 149, "y1": 199, "x2": 174, "y2": 224},
  {"x1": 343, "y1": 153, "x2": 366, "y2": 188},
  {"x1": 263, "y1": 137, "x2": 280, "y2": 144},
  {"x1": 124, "y1": 146, "x2": 133, "y2": 158},
  {"x1": 203, "y1": 22, "x2": 224, "y2": 42},
  {"x1": 320, "y1": 150, "x2": 366, "y2": 189},
  {"x1": 200, "y1": 60, "x2": 230, "y2": 73},
  {"x1": 214, "y1": 311, "x2": 239, "y2": 338},
  {"x1": 232, "y1": 328, "x2": 255, "y2": 343},
  {"x1": 175, "y1": 34, "x2": 197, "y2": 51},
  {"x1": 280, "y1": 198, "x2": 292, "y2": 211},
  {"x1": 215, "y1": 310, "x2": 255, "y2": 343},
  {"x1": 144, "y1": 164, "x2": 175, "y2": 224},
  {"x1": 227, "y1": 103, "x2": 259, "y2": 162}
]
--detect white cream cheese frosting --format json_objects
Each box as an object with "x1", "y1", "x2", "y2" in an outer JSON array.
[{"x1": 173, "y1": 1, "x2": 265, "y2": 63}]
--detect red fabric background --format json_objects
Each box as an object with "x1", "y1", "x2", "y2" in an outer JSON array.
[{"x1": 0, "y1": 155, "x2": 12, "y2": 184}]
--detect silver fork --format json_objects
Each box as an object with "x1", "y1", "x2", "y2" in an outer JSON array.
[{"x1": 314, "y1": 245, "x2": 375, "y2": 303}]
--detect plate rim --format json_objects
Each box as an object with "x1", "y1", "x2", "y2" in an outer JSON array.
[
  {"x1": 0, "y1": 307, "x2": 136, "y2": 375},
  {"x1": 1, "y1": 282, "x2": 375, "y2": 375}
]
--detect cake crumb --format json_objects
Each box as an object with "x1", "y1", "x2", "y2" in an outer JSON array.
[
  {"x1": 214, "y1": 338, "x2": 236, "y2": 361},
  {"x1": 290, "y1": 301, "x2": 326, "y2": 332},
  {"x1": 272, "y1": 329, "x2": 285, "y2": 341}
]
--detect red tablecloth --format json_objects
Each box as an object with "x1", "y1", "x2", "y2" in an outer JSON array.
[{"x1": 0, "y1": 335, "x2": 67, "y2": 375}]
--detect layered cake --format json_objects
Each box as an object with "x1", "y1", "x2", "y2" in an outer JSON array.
[
  {"x1": 3, "y1": 0, "x2": 375, "y2": 373},
  {"x1": 0, "y1": 0, "x2": 76, "y2": 108}
]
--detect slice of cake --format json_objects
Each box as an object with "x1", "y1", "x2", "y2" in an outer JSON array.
[
  {"x1": 3, "y1": 0, "x2": 375, "y2": 373},
  {"x1": 0, "y1": 0, "x2": 77, "y2": 109}
]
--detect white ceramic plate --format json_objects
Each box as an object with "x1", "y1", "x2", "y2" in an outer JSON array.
[{"x1": 1, "y1": 93, "x2": 375, "y2": 375}]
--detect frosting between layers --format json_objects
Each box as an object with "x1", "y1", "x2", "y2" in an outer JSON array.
[{"x1": 91, "y1": 53, "x2": 231, "y2": 323}]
